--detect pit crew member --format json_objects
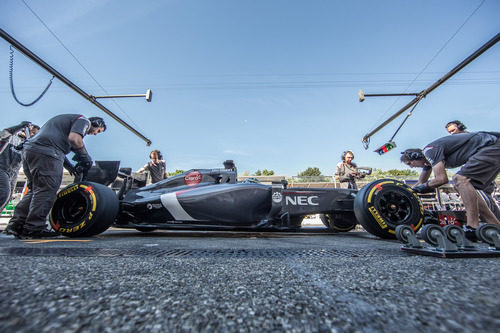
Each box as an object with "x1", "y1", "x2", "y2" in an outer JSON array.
[
  {"x1": 8, "y1": 114, "x2": 106, "y2": 238},
  {"x1": 401, "y1": 131, "x2": 500, "y2": 239}
]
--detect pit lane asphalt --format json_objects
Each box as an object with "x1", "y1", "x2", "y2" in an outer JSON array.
[{"x1": 0, "y1": 227, "x2": 499, "y2": 332}]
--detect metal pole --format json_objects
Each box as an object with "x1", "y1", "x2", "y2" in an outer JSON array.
[
  {"x1": 358, "y1": 90, "x2": 419, "y2": 102},
  {"x1": 363, "y1": 93, "x2": 419, "y2": 97},
  {"x1": 93, "y1": 89, "x2": 152, "y2": 102},
  {"x1": 362, "y1": 32, "x2": 500, "y2": 143},
  {"x1": 0, "y1": 28, "x2": 152, "y2": 146},
  {"x1": 94, "y1": 94, "x2": 145, "y2": 99}
]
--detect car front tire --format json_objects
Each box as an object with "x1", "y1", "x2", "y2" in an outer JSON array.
[{"x1": 354, "y1": 179, "x2": 424, "y2": 239}]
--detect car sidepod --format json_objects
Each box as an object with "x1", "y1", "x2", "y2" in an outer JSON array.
[{"x1": 163, "y1": 183, "x2": 272, "y2": 225}]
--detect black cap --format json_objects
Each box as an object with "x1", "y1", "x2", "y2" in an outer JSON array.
[{"x1": 223, "y1": 160, "x2": 235, "y2": 169}]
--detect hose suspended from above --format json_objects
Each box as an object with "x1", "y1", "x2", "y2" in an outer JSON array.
[{"x1": 9, "y1": 45, "x2": 54, "y2": 107}]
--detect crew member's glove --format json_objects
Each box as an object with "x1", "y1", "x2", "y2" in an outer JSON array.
[
  {"x1": 75, "y1": 161, "x2": 93, "y2": 174},
  {"x1": 72, "y1": 148, "x2": 93, "y2": 176},
  {"x1": 72, "y1": 148, "x2": 93, "y2": 164},
  {"x1": 63, "y1": 157, "x2": 79, "y2": 176},
  {"x1": 5, "y1": 121, "x2": 31, "y2": 134},
  {"x1": 412, "y1": 182, "x2": 434, "y2": 194},
  {"x1": 14, "y1": 142, "x2": 24, "y2": 150}
]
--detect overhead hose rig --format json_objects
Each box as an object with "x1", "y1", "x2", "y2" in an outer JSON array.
[
  {"x1": 359, "y1": 32, "x2": 500, "y2": 155},
  {"x1": 1, "y1": 28, "x2": 152, "y2": 146}
]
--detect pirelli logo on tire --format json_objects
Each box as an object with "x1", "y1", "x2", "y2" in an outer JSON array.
[
  {"x1": 57, "y1": 184, "x2": 80, "y2": 198},
  {"x1": 368, "y1": 206, "x2": 388, "y2": 229},
  {"x1": 366, "y1": 181, "x2": 393, "y2": 230},
  {"x1": 57, "y1": 221, "x2": 87, "y2": 233}
]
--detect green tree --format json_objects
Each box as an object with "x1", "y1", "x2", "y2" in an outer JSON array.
[
  {"x1": 298, "y1": 167, "x2": 321, "y2": 177},
  {"x1": 370, "y1": 168, "x2": 385, "y2": 179},
  {"x1": 385, "y1": 169, "x2": 419, "y2": 177},
  {"x1": 254, "y1": 170, "x2": 262, "y2": 176},
  {"x1": 262, "y1": 169, "x2": 275, "y2": 176},
  {"x1": 168, "y1": 169, "x2": 185, "y2": 176},
  {"x1": 363, "y1": 168, "x2": 419, "y2": 181}
]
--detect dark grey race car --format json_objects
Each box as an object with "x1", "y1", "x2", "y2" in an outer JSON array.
[{"x1": 49, "y1": 161, "x2": 424, "y2": 239}]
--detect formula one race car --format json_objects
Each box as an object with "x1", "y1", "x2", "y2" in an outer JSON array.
[{"x1": 49, "y1": 161, "x2": 425, "y2": 239}]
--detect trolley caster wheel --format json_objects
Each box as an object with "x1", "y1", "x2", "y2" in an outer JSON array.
[
  {"x1": 395, "y1": 225, "x2": 422, "y2": 248},
  {"x1": 443, "y1": 224, "x2": 475, "y2": 249},
  {"x1": 420, "y1": 224, "x2": 443, "y2": 246},
  {"x1": 476, "y1": 224, "x2": 500, "y2": 248},
  {"x1": 420, "y1": 224, "x2": 458, "y2": 252}
]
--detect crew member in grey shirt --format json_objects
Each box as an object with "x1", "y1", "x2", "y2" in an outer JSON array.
[
  {"x1": 8, "y1": 114, "x2": 106, "y2": 238},
  {"x1": 444, "y1": 120, "x2": 499, "y2": 219},
  {"x1": 138, "y1": 149, "x2": 167, "y2": 184},
  {"x1": 401, "y1": 131, "x2": 500, "y2": 240},
  {"x1": 0, "y1": 122, "x2": 39, "y2": 214},
  {"x1": 1, "y1": 122, "x2": 39, "y2": 236}
]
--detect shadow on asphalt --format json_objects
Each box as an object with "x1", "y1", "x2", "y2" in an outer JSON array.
[{"x1": 97, "y1": 228, "x2": 398, "y2": 243}]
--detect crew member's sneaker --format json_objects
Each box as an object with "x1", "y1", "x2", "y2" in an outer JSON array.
[
  {"x1": 463, "y1": 225, "x2": 478, "y2": 242},
  {"x1": 2, "y1": 223, "x2": 23, "y2": 237},
  {"x1": 18, "y1": 229, "x2": 60, "y2": 239}
]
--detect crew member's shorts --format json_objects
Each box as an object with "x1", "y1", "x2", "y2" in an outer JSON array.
[{"x1": 457, "y1": 138, "x2": 500, "y2": 190}]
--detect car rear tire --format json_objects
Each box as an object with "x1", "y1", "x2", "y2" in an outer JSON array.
[
  {"x1": 50, "y1": 181, "x2": 119, "y2": 237},
  {"x1": 320, "y1": 213, "x2": 357, "y2": 232},
  {"x1": 354, "y1": 179, "x2": 424, "y2": 239}
]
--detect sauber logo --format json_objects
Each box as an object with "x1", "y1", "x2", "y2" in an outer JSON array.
[
  {"x1": 285, "y1": 195, "x2": 319, "y2": 206},
  {"x1": 184, "y1": 171, "x2": 202, "y2": 186},
  {"x1": 272, "y1": 192, "x2": 282, "y2": 203}
]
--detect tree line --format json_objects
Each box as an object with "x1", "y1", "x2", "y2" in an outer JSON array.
[
  {"x1": 168, "y1": 166, "x2": 498, "y2": 181},
  {"x1": 168, "y1": 167, "x2": 419, "y2": 179}
]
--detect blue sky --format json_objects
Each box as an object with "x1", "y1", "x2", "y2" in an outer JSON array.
[{"x1": 1, "y1": 0, "x2": 499, "y2": 176}]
